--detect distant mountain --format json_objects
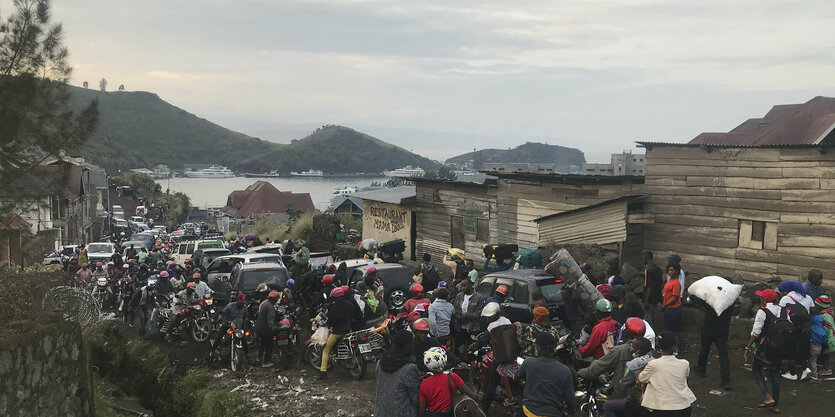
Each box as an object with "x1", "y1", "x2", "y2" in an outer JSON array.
[
  {"x1": 66, "y1": 86, "x2": 278, "y2": 173},
  {"x1": 235, "y1": 125, "x2": 441, "y2": 174},
  {"x1": 446, "y1": 142, "x2": 586, "y2": 171}
]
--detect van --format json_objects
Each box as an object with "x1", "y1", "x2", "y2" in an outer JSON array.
[
  {"x1": 205, "y1": 253, "x2": 284, "y2": 303},
  {"x1": 172, "y1": 239, "x2": 225, "y2": 264}
]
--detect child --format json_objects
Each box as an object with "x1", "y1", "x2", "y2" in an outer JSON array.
[
  {"x1": 815, "y1": 295, "x2": 834, "y2": 377},
  {"x1": 810, "y1": 308, "x2": 828, "y2": 381}
]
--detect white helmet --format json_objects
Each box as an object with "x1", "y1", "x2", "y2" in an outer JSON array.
[
  {"x1": 423, "y1": 347, "x2": 448, "y2": 373},
  {"x1": 481, "y1": 302, "x2": 501, "y2": 317}
]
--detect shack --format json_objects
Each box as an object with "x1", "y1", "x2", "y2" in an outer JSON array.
[{"x1": 355, "y1": 186, "x2": 417, "y2": 260}]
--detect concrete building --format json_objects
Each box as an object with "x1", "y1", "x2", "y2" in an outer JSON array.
[
  {"x1": 582, "y1": 151, "x2": 646, "y2": 176},
  {"x1": 354, "y1": 186, "x2": 417, "y2": 260}
]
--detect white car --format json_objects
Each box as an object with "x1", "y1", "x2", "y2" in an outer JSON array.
[
  {"x1": 86, "y1": 242, "x2": 115, "y2": 265},
  {"x1": 130, "y1": 216, "x2": 145, "y2": 224}
]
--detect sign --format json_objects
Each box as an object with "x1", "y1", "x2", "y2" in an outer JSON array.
[
  {"x1": 366, "y1": 204, "x2": 408, "y2": 234},
  {"x1": 464, "y1": 216, "x2": 476, "y2": 234},
  {"x1": 456, "y1": 202, "x2": 490, "y2": 218}
]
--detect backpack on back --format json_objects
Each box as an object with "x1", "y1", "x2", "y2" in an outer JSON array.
[
  {"x1": 760, "y1": 307, "x2": 796, "y2": 361},
  {"x1": 785, "y1": 296, "x2": 811, "y2": 330},
  {"x1": 421, "y1": 263, "x2": 441, "y2": 291}
]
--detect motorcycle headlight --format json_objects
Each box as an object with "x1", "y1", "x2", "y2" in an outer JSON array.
[
  {"x1": 194, "y1": 305, "x2": 201, "y2": 311},
  {"x1": 205, "y1": 299, "x2": 213, "y2": 305},
  {"x1": 210, "y1": 309, "x2": 216, "y2": 314},
  {"x1": 235, "y1": 329, "x2": 245, "y2": 338}
]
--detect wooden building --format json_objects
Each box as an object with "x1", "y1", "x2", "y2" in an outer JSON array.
[{"x1": 356, "y1": 187, "x2": 417, "y2": 260}]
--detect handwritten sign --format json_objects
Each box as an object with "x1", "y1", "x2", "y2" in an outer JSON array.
[{"x1": 366, "y1": 204, "x2": 408, "y2": 234}]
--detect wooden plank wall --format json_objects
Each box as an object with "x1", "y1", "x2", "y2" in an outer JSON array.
[
  {"x1": 413, "y1": 182, "x2": 498, "y2": 264},
  {"x1": 643, "y1": 146, "x2": 835, "y2": 283},
  {"x1": 497, "y1": 179, "x2": 641, "y2": 249},
  {"x1": 538, "y1": 202, "x2": 627, "y2": 246}
]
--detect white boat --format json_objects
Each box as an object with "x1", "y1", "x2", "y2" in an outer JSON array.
[
  {"x1": 290, "y1": 169, "x2": 324, "y2": 177},
  {"x1": 383, "y1": 166, "x2": 425, "y2": 178},
  {"x1": 332, "y1": 186, "x2": 358, "y2": 196},
  {"x1": 183, "y1": 165, "x2": 235, "y2": 178}
]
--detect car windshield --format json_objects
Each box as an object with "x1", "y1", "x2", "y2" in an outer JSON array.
[
  {"x1": 201, "y1": 250, "x2": 231, "y2": 265},
  {"x1": 198, "y1": 241, "x2": 223, "y2": 249},
  {"x1": 87, "y1": 244, "x2": 112, "y2": 253},
  {"x1": 240, "y1": 269, "x2": 289, "y2": 291},
  {"x1": 249, "y1": 255, "x2": 281, "y2": 264},
  {"x1": 535, "y1": 278, "x2": 565, "y2": 304},
  {"x1": 378, "y1": 267, "x2": 410, "y2": 282}
]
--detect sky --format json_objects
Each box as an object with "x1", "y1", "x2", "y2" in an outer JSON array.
[{"x1": 8, "y1": 0, "x2": 835, "y2": 162}]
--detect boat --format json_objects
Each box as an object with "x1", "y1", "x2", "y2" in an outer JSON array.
[
  {"x1": 332, "y1": 186, "x2": 358, "y2": 196},
  {"x1": 183, "y1": 165, "x2": 235, "y2": 178},
  {"x1": 383, "y1": 166, "x2": 425, "y2": 178},
  {"x1": 244, "y1": 170, "x2": 281, "y2": 178},
  {"x1": 290, "y1": 169, "x2": 324, "y2": 177}
]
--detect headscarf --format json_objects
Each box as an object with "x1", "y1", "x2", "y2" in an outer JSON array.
[
  {"x1": 778, "y1": 280, "x2": 806, "y2": 297},
  {"x1": 532, "y1": 306, "x2": 550, "y2": 326}
]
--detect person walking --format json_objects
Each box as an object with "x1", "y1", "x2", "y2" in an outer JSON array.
[
  {"x1": 743, "y1": 289, "x2": 784, "y2": 413},
  {"x1": 803, "y1": 270, "x2": 824, "y2": 301},
  {"x1": 452, "y1": 279, "x2": 484, "y2": 353},
  {"x1": 374, "y1": 330, "x2": 420, "y2": 417},
  {"x1": 515, "y1": 332, "x2": 575, "y2": 417},
  {"x1": 428, "y1": 288, "x2": 455, "y2": 345},
  {"x1": 255, "y1": 290, "x2": 279, "y2": 368},
  {"x1": 641, "y1": 250, "x2": 664, "y2": 329},
  {"x1": 659, "y1": 264, "x2": 685, "y2": 352},
  {"x1": 692, "y1": 294, "x2": 733, "y2": 390},
  {"x1": 638, "y1": 331, "x2": 697, "y2": 416}
]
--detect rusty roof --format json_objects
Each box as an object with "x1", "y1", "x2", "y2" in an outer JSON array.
[{"x1": 220, "y1": 181, "x2": 314, "y2": 218}]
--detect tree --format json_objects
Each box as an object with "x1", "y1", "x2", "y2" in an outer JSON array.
[
  {"x1": 82, "y1": 80, "x2": 87, "y2": 88},
  {"x1": 98, "y1": 77, "x2": 106, "y2": 91},
  {"x1": 284, "y1": 202, "x2": 303, "y2": 222},
  {"x1": 118, "y1": 84, "x2": 124, "y2": 91},
  {"x1": 0, "y1": 0, "x2": 98, "y2": 230}
]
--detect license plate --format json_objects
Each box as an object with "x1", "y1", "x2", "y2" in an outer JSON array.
[
  {"x1": 358, "y1": 343, "x2": 371, "y2": 353},
  {"x1": 276, "y1": 339, "x2": 289, "y2": 345}
]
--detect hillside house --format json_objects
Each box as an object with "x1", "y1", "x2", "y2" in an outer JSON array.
[
  {"x1": 219, "y1": 181, "x2": 314, "y2": 219},
  {"x1": 331, "y1": 195, "x2": 363, "y2": 218}
]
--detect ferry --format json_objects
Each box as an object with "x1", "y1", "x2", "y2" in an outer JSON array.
[
  {"x1": 332, "y1": 186, "x2": 358, "y2": 196},
  {"x1": 244, "y1": 170, "x2": 281, "y2": 178},
  {"x1": 290, "y1": 169, "x2": 324, "y2": 177},
  {"x1": 183, "y1": 165, "x2": 235, "y2": 178},
  {"x1": 383, "y1": 166, "x2": 425, "y2": 178}
]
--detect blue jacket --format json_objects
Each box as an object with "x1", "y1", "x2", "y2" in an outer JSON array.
[{"x1": 811, "y1": 314, "x2": 828, "y2": 346}]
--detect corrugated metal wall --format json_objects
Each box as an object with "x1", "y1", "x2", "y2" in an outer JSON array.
[{"x1": 538, "y1": 202, "x2": 627, "y2": 246}]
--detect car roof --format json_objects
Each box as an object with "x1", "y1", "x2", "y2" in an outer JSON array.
[
  {"x1": 88, "y1": 242, "x2": 113, "y2": 246},
  {"x1": 482, "y1": 269, "x2": 554, "y2": 282},
  {"x1": 200, "y1": 248, "x2": 231, "y2": 254},
  {"x1": 238, "y1": 262, "x2": 286, "y2": 271},
  {"x1": 213, "y1": 253, "x2": 281, "y2": 262},
  {"x1": 339, "y1": 258, "x2": 375, "y2": 268},
  {"x1": 358, "y1": 262, "x2": 406, "y2": 271},
  {"x1": 122, "y1": 240, "x2": 146, "y2": 246}
]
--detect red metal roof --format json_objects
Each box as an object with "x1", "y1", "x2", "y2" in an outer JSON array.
[{"x1": 220, "y1": 181, "x2": 314, "y2": 218}]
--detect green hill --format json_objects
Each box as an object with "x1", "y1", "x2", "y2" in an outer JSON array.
[
  {"x1": 446, "y1": 141, "x2": 585, "y2": 171},
  {"x1": 235, "y1": 125, "x2": 441, "y2": 174},
  {"x1": 66, "y1": 86, "x2": 280, "y2": 173}
]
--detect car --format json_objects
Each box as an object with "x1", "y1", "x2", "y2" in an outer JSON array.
[
  {"x1": 475, "y1": 269, "x2": 566, "y2": 325},
  {"x1": 171, "y1": 239, "x2": 225, "y2": 264},
  {"x1": 192, "y1": 248, "x2": 232, "y2": 270},
  {"x1": 247, "y1": 243, "x2": 283, "y2": 256},
  {"x1": 130, "y1": 216, "x2": 145, "y2": 224},
  {"x1": 153, "y1": 225, "x2": 167, "y2": 234},
  {"x1": 114, "y1": 218, "x2": 129, "y2": 229},
  {"x1": 120, "y1": 241, "x2": 147, "y2": 259},
  {"x1": 227, "y1": 262, "x2": 290, "y2": 304},
  {"x1": 43, "y1": 245, "x2": 78, "y2": 265},
  {"x1": 353, "y1": 263, "x2": 413, "y2": 312},
  {"x1": 134, "y1": 222, "x2": 150, "y2": 232},
  {"x1": 205, "y1": 253, "x2": 283, "y2": 303},
  {"x1": 86, "y1": 242, "x2": 115, "y2": 265},
  {"x1": 132, "y1": 232, "x2": 155, "y2": 249}
]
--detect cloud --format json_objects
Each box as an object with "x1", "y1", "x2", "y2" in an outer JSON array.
[{"x1": 144, "y1": 71, "x2": 246, "y2": 82}]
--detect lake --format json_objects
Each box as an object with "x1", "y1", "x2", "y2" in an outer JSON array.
[{"x1": 155, "y1": 176, "x2": 387, "y2": 210}]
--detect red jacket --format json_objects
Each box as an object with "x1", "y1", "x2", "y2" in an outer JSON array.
[
  {"x1": 579, "y1": 316, "x2": 618, "y2": 359},
  {"x1": 405, "y1": 297, "x2": 431, "y2": 313}
]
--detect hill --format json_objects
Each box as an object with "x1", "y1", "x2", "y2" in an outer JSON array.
[
  {"x1": 66, "y1": 86, "x2": 280, "y2": 173},
  {"x1": 446, "y1": 141, "x2": 585, "y2": 171},
  {"x1": 235, "y1": 125, "x2": 441, "y2": 174}
]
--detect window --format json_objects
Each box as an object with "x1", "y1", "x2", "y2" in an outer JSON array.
[
  {"x1": 738, "y1": 220, "x2": 777, "y2": 250},
  {"x1": 512, "y1": 280, "x2": 530, "y2": 304},
  {"x1": 178, "y1": 244, "x2": 187, "y2": 254},
  {"x1": 476, "y1": 218, "x2": 490, "y2": 241}
]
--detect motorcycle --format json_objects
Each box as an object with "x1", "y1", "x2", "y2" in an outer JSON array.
[
  {"x1": 93, "y1": 277, "x2": 113, "y2": 309},
  {"x1": 273, "y1": 304, "x2": 300, "y2": 369},
  {"x1": 302, "y1": 310, "x2": 385, "y2": 380},
  {"x1": 575, "y1": 377, "x2": 608, "y2": 417},
  {"x1": 220, "y1": 320, "x2": 251, "y2": 373}
]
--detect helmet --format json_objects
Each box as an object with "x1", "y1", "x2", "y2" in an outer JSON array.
[
  {"x1": 256, "y1": 282, "x2": 268, "y2": 293},
  {"x1": 438, "y1": 281, "x2": 448, "y2": 288},
  {"x1": 595, "y1": 298, "x2": 613, "y2": 313},
  {"x1": 423, "y1": 347, "x2": 448, "y2": 373},
  {"x1": 413, "y1": 318, "x2": 430, "y2": 332},
  {"x1": 411, "y1": 284, "x2": 424, "y2": 296},
  {"x1": 159, "y1": 270, "x2": 169, "y2": 278},
  {"x1": 327, "y1": 264, "x2": 337, "y2": 273},
  {"x1": 286, "y1": 278, "x2": 295, "y2": 291},
  {"x1": 355, "y1": 281, "x2": 368, "y2": 293},
  {"x1": 186, "y1": 282, "x2": 196, "y2": 289},
  {"x1": 481, "y1": 302, "x2": 501, "y2": 317},
  {"x1": 185, "y1": 258, "x2": 193, "y2": 263},
  {"x1": 365, "y1": 266, "x2": 377, "y2": 276},
  {"x1": 148, "y1": 277, "x2": 157, "y2": 287},
  {"x1": 237, "y1": 293, "x2": 247, "y2": 303},
  {"x1": 96, "y1": 262, "x2": 102, "y2": 267},
  {"x1": 340, "y1": 285, "x2": 349, "y2": 294},
  {"x1": 122, "y1": 263, "x2": 129, "y2": 269},
  {"x1": 107, "y1": 261, "x2": 114, "y2": 266},
  {"x1": 625, "y1": 317, "x2": 646, "y2": 338},
  {"x1": 192, "y1": 272, "x2": 201, "y2": 279},
  {"x1": 495, "y1": 285, "x2": 509, "y2": 296},
  {"x1": 330, "y1": 287, "x2": 345, "y2": 298},
  {"x1": 407, "y1": 311, "x2": 422, "y2": 322},
  {"x1": 268, "y1": 290, "x2": 280, "y2": 299},
  {"x1": 322, "y1": 274, "x2": 334, "y2": 286}
]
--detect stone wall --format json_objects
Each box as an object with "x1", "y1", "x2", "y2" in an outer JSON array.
[{"x1": 0, "y1": 318, "x2": 93, "y2": 417}]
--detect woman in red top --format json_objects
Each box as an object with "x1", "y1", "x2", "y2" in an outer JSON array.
[
  {"x1": 419, "y1": 347, "x2": 477, "y2": 417},
  {"x1": 659, "y1": 263, "x2": 686, "y2": 351},
  {"x1": 405, "y1": 284, "x2": 431, "y2": 314}
]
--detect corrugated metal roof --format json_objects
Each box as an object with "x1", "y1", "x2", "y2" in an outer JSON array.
[
  {"x1": 534, "y1": 194, "x2": 649, "y2": 222},
  {"x1": 482, "y1": 171, "x2": 644, "y2": 184},
  {"x1": 637, "y1": 141, "x2": 835, "y2": 149},
  {"x1": 351, "y1": 186, "x2": 416, "y2": 205}
]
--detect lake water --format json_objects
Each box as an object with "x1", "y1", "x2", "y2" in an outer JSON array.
[{"x1": 155, "y1": 176, "x2": 387, "y2": 210}]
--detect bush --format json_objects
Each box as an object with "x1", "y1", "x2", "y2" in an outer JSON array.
[
  {"x1": 0, "y1": 265, "x2": 67, "y2": 322},
  {"x1": 172, "y1": 369, "x2": 250, "y2": 417}
]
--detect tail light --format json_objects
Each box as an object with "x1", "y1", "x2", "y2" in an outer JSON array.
[
  {"x1": 358, "y1": 335, "x2": 368, "y2": 343},
  {"x1": 227, "y1": 328, "x2": 233, "y2": 335},
  {"x1": 244, "y1": 331, "x2": 250, "y2": 337}
]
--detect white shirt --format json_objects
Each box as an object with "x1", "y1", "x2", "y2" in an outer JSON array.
[
  {"x1": 461, "y1": 293, "x2": 472, "y2": 313},
  {"x1": 778, "y1": 291, "x2": 814, "y2": 313},
  {"x1": 751, "y1": 303, "x2": 784, "y2": 337},
  {"x1": 194, "y1": 280, "x2": 212, "y2": 298},
  {"x1": 642, "y1": 319, "x2": 656, "y2": 349},
  {"x1": 678, "y1": 269, "x2": 685, "y2": 297}
]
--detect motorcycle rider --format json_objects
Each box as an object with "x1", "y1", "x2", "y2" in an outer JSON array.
[
  {"x1": 213, "y1": 293, "x2": 251, "y2": 360},
  {"x1": 76, "y1": 263, "x2": 92, "y2": 285},
  {"x1": 130, "y1": 278, "x2": 158, "y2": 337},
  {"x1": 162, "y1": 282, "x2": 199, "y2": 339},
  {"x1": 319, "y1": 287, "x2": 353, "y2": 380},
  {"x1": 255, "y1": 290, "x2": 280, "y2": 368},
  {"x1": 120, "y1": 271, "x2": 138, "y2": 325},
  {"x1": 190, "y1": 272, "x2": 212, "y2": 298},
  {"x1": 155, "y1": 270, "x2": 177, "y2": 295},
  {"x1": 579, "y1": 299, "x2": 620, "y2": 360},
  {"x1": 310, "y1": 274, "x2": 336, "y2": 312},
  {"x1": 469, "y1": 302, "x2": 521, "y2": 411},
  {"x1": 125, "y1": 244, "x2": 137, "y2": 261},
  {"x1": 91, "y1": 262, "x2": 107, "y2": 287},
  {"x1": 404, "y1": 284, "x2": 430, "y2": 314}
]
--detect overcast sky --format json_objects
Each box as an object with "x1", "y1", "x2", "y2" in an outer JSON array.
[{"x1": 11, "y1": 0, "x2": 835, "y2": 162}]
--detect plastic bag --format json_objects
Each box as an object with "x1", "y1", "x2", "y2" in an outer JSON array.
[
  {"x1": 544, "y1": 249, "x2": 583, "y2": 284},
  {"x1": 311, "y1": 326, "x2": 330, "y2": 346},
  {"x1": 687, "y1": 275, "x2": 742, "y2": 316}
]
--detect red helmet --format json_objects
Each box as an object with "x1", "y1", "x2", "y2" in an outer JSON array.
[
  {"x1": 412, "y1": 284, "x2": 424, "y2": 296},
  {"x1": 268, "y1": 290, "x2": 280, "y2": 299},
  {"x1": 327, "y1": 264, "x2": 337, "y2": 273},
  {"x1": 413, "y1": 319, "x2": 430, "y2": 332},
  {"x1": 340, "y1": 285, "x2": 349, "y2": 294},
  {"x1": 96, "y1": 262, "x2": 102, "y2": 267},
  {"x1": 407, "y1": 311, "x2": 422, "y2": 322},
  {"x1": 365, "y1": 266, "x2": 377, "y2": 276},
  {"x1": 185, "y1": 258, "x2": 193, "y2": 263},
  {"x1": 496, "y1": 285, "x2": 509, "y2": 296},
  {"x1": 237, "y1": 293, "x2": 247, "y2": 303},
  {"x1": 186, "y1": 282, "x2": 196, "y2": 289},
  {"x1": 159, "y1": 271, "x2": 169, "y2": 278},
  {"x1": 192, "y1": 272, "x2": 201, "y2": 279},
  {"x1": 625, "y1": 317, "x2": 647, "y2": 338},
  {"x1": 322, "y1": 274, "x2": 334, "y2": 286}
]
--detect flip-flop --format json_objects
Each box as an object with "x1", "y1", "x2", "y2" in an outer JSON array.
[{"x1": 758, "y1": 402, "x2": 776, "y2": 408}]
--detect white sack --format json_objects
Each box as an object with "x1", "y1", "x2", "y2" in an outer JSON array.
[{"x1": 687, "y1": 275, "x2": 742, "y2": 316}]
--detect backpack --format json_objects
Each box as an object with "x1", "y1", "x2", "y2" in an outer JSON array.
[
  {"x1": 421, "y1": 263, "x2": 441, "y2": 291},
  {"x1": 785, "y1": 296, "x2": 811, "y2": 330},
  {"x1": 760, "y1": 307, "x2": 796, "y2": 361},
  {"x1": 516, "y1": 249, "x2": 542, "y2": 268}
]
